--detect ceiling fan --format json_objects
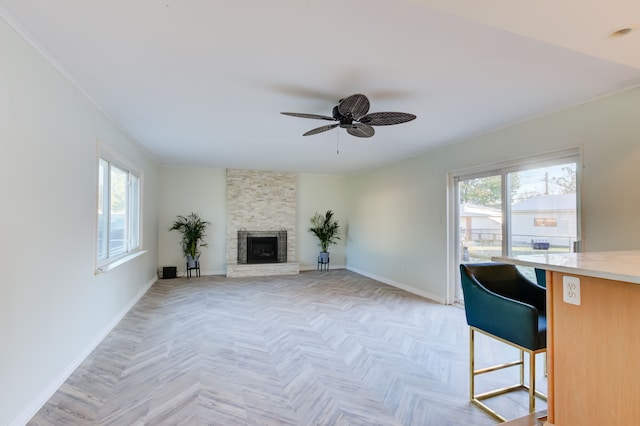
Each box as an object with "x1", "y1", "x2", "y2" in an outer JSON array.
[{"x1": 281, "y1": 93, "x2": 416, "y2": 138}]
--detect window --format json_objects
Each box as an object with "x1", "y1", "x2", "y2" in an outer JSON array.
[
  {"x1": 97, "y1": 153, "x2": 142, "y2": 269},
  {"x1": 450, "y1": 148, "x2": 581, "y2": 303},
  {"x1": 534, "y1": 218, "x2": 557, "y2": 227}
]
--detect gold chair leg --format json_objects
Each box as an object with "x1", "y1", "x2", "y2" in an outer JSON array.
[
  {"x1": 470, "y1": 328, "x2": 507, "y2": 422},
  {"x1": 529, "y1": 350, "x2": 536, "y2": 412},
  {"x1": 519, "y1": 349, "x2": 525, "y2": 387},
  {"x1": 470, "y1": 328, "x2": 475, "y2": 401},
  {"x1": 468, "y1": 327, "x2": 547, "y2": 422}
]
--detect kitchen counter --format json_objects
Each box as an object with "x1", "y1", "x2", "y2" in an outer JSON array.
[
  {"x1": 493, "y1": 250, "x2": 640, "y2": 284},
  {"x1": 491, "y1": 250, "x2": 640, "y2": 426}
]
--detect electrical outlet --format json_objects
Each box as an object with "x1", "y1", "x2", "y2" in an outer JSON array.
[{"x1": 563, "y1": 276, "x2": 581, "y2": 305}]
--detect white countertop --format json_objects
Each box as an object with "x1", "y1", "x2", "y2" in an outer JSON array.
[{"x1": 492, "y1": 250, "x2": 640, "y2": 284}]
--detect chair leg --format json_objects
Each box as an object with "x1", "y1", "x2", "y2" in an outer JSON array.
[
  {"x1": 468, "y1": 327, "x2": 547, "y2": 422},
  {"x1": 529, "y1": 350, "x2": 536, "y2": 412},
  {"x1": 469, "y1": 327, "x2": 508, "y2": 422},
  {"x1": 519, "y1": 349, "x2": 525, "y2": 387},
  {"x1": 470, "y1": 328, "x2": 475, "y2": 402}
]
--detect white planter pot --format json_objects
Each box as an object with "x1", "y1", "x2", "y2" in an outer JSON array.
[{"x1": 186, "y1": 254, "x2": 199, "y2": 268}]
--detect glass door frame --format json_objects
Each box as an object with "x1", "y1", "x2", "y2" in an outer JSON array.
[{"x1": 447, "y1": 147, "x2": 582, "y2": 304}]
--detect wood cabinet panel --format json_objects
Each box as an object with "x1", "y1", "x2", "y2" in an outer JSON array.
[{"x1": 548, "y1": 271, "x2": 640, "y2": 425}]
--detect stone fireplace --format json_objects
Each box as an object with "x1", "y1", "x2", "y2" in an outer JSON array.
[{"x1": 225, "y1": 169, "x2": 299, "y2": 277}]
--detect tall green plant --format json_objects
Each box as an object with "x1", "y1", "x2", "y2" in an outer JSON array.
[
  {"x1": 169, "y1": 212, "x2": 210, "y2": 258},
  {"x1": 308, "y1": 210, "x2": 341, "y2": 252}
]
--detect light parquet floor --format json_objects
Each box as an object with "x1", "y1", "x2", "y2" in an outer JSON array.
[{"x1": 29, "y1": 270, "x2": 546, "y2": 425}]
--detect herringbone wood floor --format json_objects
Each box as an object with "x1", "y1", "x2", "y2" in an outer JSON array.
[{"x1": 29, "y1": 270, "x2": 546, "y2": 425}]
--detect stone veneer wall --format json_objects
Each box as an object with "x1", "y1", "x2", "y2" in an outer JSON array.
[{"x1": 226, "y1": 169, "x2": 297, "y2": 268}]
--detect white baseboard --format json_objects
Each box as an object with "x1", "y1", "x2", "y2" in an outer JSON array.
[
  {"x1": 346, "y1": 266, "x2": 446, "y2": 304},
  {"x1": 11, "y1": 276, "x2": 157, "y2": 426}
]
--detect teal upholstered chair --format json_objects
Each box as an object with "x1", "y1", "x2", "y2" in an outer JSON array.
[
  {"x1": 534, "y1": 268, "x2": 546, "y2": 287},
  {"x1": 460, "y1": 262, "x2": 547, "y2": 422}
]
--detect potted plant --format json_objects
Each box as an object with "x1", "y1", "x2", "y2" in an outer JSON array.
[
  {"x1": 169, "y1": 212, "x2": 210, "y2": 268},
  {"x1": 308, "y1": 209, "x2": 341, "y2": 264}
]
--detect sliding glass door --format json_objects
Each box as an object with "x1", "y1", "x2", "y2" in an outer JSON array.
[{"x1": 451, "y1": 150, "x2": 580, "y2": 303}]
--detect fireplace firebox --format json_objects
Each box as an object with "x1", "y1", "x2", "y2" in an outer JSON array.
[
  {"x1": 238, "y1": 230, "x2": 287, "y2": 264},
  {"x1": 247, "y1": 236, "x2": 277, "y2": 263}
]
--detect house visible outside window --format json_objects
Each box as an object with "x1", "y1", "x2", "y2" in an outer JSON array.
[
  {"x1": 97, "y1": 153, "x2": 142, "y2": 269},
  {"x1": 533, "y1": 217, "x2": 558, "y2": 227}
]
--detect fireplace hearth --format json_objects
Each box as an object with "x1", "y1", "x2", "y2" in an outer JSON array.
[{"x1": 238, "y1": 230, "x2": 287, "y2": 264}]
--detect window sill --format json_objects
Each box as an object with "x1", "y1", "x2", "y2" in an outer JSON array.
[{"x1": 95, "y1": 250, "x2": 147, "y2": 274}]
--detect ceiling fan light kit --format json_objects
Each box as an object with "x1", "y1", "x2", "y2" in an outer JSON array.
[{"x1": 281, "y1": 94, "x2": 416, "y2": 138}]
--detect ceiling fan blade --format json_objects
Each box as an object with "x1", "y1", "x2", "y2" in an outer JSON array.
[
  {"x1": 359, "y1": 112, "x2": 417, "y2": 126},
  {"x1": 337, "y1": 94, "x2": 370, "y2": 120},
  {"x1": 303, "y1": 124, "x2": 339, "y2": 136},
  {"x1": 281, "y1": 112, "x2": 336, "y2": 121},
  {"x1": 346, "y1": 123, "x2": 375, "y2": 138}
]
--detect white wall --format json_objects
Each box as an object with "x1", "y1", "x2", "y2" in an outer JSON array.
[
  {"x1": 346, "y1": 156, "x2": 448, "y2": 302},
  {"x1": 0, "y1": 17, "x2": 159, "y2": 426},
  {"x1": 157, "y1": 169, "x2": 349, "y2": 273},
  {"x1": 158, "y1": 167, "x2": 227, "y2": 275},
  {"x1": 346, "y1": 87, "x2": 640, "y2": 302},
  {"x1": 297, "y1": 174, "x2": 349, "y2": 269}
]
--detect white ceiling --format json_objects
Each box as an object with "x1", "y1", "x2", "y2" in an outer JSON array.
[{"x1": 2, "y1": 0, "x2": 640, "y2": 175}]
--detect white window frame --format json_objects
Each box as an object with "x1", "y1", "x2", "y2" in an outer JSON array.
[
  {"x1": 446, "y1": 147, "x2": 582, "y2": 304},
  {"x1": 96, "y1": 144, "x2": 144, "y2": 273}
]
